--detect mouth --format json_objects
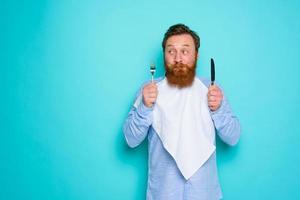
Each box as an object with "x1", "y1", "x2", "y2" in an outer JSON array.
[{"x1": 173, "y1": 65, "x2": 188, "y2": 74}]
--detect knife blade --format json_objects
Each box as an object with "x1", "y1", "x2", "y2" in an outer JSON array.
[{"x1": 210, "y1": 58, "x2": 215, "y2": 85}]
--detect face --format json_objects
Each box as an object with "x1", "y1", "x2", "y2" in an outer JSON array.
[{"x1": 164, "y1": 34, "x2": 198, "y2": 88}]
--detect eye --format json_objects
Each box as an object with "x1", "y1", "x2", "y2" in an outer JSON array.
[
  {"x1": 168, "y1": 49, "x2": 175, "y2": 55},
  {"x1": 182, "y1": 49, "x2": 189, "y2": 55}
]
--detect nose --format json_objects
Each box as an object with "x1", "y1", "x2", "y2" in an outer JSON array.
[{"x1": 174, "y1": 52, "x2": 182, "y2": 63}]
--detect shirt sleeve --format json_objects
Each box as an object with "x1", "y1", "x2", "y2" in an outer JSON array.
[
  {"x1": 210, "y1": 95, "x2": 241, "y2": 146},
  {"x1": 122, "y1": 88, "x2": 154, "y2": 148},
  {"x1": 199, "y1": 77, "x2": 241, "y2": 146}
]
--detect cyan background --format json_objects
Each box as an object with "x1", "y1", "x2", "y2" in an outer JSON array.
[{"x1": 1, "y1": 0, "x2": 300, "y2": 199}]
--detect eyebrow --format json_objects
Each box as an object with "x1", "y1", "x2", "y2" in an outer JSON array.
[{"x1": 166, "y1": 44, "x2": 191, "y2": 48}]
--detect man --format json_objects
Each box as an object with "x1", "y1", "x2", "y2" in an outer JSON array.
[{"x1": 123, "y1": 24, "x2": 241, "y2": 200}]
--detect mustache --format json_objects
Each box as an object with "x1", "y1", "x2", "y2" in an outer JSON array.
[
  {"x1": 167, "y1": 63, "x2": 194, "y2": 76},
  {"x1": 165, "y1": 61, "x2": 196, "y2": 88},
  {"x1": 172, "y1": 63, "x2": 189, "y2": 70}
]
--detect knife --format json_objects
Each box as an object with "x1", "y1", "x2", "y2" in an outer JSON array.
[{"x1": 210, "y1": 58, "x2": 215, "y2": 85}]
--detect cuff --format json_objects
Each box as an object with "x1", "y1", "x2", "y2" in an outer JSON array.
[
  {"x1": 210, "y1": 99, "x2": 225, "y2": 115},
  {"x1": 137, "y1": 101, "x2": 154, "y2": 116}
]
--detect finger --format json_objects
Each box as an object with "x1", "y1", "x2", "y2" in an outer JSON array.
[
  {"x1": 209, "y1": 85, "x2": 221, "y2": 92},
  {"x1": 211, "y1": 95, "x2": 222, "y2": 103},
  {"x1": 208, "y1": 105, "x2": 215, "y2": 110},
  {"x1": 208, "y1": 90, "x2": 218, "y2": 97},
  {"x1": 208, "y1": 99, "x2": 216, "y2": 104},
  {"x1": 149, "y1": 83, "x2": 157, "y2": 89},
  {"x1": 209, "y1": 107, "x2": 217, "y2": 111},
  {"x1": 209, "y1": 89, "x2": 220, "y2": 95},
  {"x1": 208, "y1": 100, "x2": 216, "y2": 104},
  {"x1": 209, "y1": 105, "x2": 219, "y2": 110},
  {"x1": 209, "y1": 90, "x2": 219, "y2": 96},
  {"x1": 208, "y1": 85, "x2": 217, "y2": 91},
  {"x1": 208, "y1": 103, "x2": 218, "y2": 109},
  {"x1": 148, "y1": 93, "x2": 157, "y2": 98},
  {"x1": 148, "y1": 89, "x2": 157, "y2": 94},
  {"x1": 209, "y1": 92, "x2": 223, "y2": 101},
  {"x1": 144, "y1": 96, "x2": 155, "y2": 103},
  {"x1": 208, "y1": 96, "x2": 216, "y2": 101},
  {"x1": 209, "y1": 102, "x2": 219, "y2": 107},
  {"x1": 147, "y1": 97, "x2": 157, "y2": 103},
  {"x1": 208, "y1": 94, "x2": 218, "y2": 99},
  {"x1": 146, "y1": 90, "x2": 158, "y2": 97},
  {"x1": 210, "y1": 95, "x2": 222, "y2": 100},
  {"x1": 145, "y1": 83, "x2": 152, "y2": 88},
  {"x1": 145, "y1": 83, "x2": 156, "y2": 89},
  {"x1": 149, "y1": 87, "x2": 158, "y2": 94},
  {"x1": 148, "y1": 88, "x2": 158, "y2": 93}
]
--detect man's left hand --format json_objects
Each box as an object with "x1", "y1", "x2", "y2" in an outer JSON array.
[{"x1": 207, "y1": 85, "x2": 223, "y2": 111}]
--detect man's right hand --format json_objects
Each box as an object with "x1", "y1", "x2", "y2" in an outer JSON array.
[{"x1": 142, "y1": 82, "x2": 158, "y2": 108}]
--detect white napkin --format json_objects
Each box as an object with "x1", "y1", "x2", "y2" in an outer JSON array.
[{"x1": 134, "y1": 77, "x2": 216, "y2": 180}]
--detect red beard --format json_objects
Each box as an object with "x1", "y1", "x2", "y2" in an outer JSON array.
[{"x1": 165, "y1": 61, "x2": 197, "y2": 88}]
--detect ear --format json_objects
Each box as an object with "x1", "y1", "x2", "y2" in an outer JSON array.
[{"x1": 196, "y1": 51, "x2": 199, "y2": 59}]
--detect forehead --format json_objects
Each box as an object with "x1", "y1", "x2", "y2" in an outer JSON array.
[{"x1": 165, "y1": 34, "x2": 195, "y2": 48}]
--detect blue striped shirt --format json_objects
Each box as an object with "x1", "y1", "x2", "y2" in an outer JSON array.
[{"x1": 123, "y1": 76, "x2": 241, "y2": 200}]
